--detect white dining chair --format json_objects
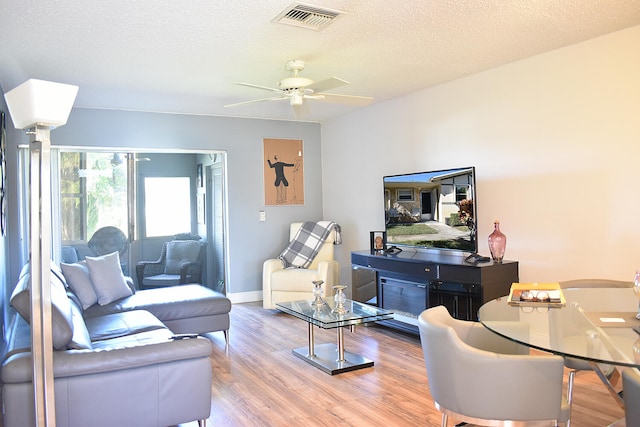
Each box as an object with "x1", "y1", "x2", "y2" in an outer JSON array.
[
  {"x1": 622, "y1": 369, "x2": 640, "y2": 426},
  {"x1": 559, "y1": 279, "x2": 632, "y2": 427},
  {"x1": 419, "y1": 305, "x2": 570, "y2": 426}
]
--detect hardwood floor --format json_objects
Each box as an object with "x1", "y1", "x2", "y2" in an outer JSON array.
[{"x1": 192, "y1": 302, "x2": 625, "y2": 427}]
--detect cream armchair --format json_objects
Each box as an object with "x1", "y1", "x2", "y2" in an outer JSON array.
[{"x1": 263, "y1": 222, "x2": 339, "y2": 309}]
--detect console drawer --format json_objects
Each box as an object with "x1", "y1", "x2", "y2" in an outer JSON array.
[
  {"x1": 366, "y1": 257, "x2": 437, "y2": 280},
  {"x1": 430, "y1": 281, "x2": 480, "y2": 295}
]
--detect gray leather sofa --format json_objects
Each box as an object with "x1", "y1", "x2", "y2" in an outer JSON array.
[{"x1": 1, "y1": 263, "x2": 232, "y2": 427}]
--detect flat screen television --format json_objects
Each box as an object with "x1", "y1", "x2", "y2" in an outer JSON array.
[{"x1": 383, "y1": 166, "x2": 477, "y2": 255}]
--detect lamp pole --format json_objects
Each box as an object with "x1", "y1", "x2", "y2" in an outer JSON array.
[
  {"x1": 28, "y1": 125, "x2": 55, "y2": 426},
  {"x1": 4, "y1": 78, "x2": 78, "y2": 427}
]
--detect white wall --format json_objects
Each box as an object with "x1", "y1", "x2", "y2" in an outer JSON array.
[{"x1": 322, "y1": 25, "x2": 640, "y2": 285}]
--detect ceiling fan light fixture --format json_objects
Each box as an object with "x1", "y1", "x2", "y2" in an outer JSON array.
[
  {"x1": 279, "y1": 76, "x2": 313, "y2": 90},
  {"x1": 290, "y1": 92, "x2": 304, "y2": 106},
  {"x1": 227, "y1": 59, "x2": 372, "y2": 114}
]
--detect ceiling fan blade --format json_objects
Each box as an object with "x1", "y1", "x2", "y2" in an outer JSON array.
[
  {"x1": 224, "y1": 96, "x2": 288, "y2": 108},
  {"x1": 307, "y1": 77, "x2": 349, "y2": 93},
  {"x1": 236, "y1": 82, "x2": 282, "y2": 93},
  {"x1": 316, "y1": 93, "x2": 374, "y2": 106}
]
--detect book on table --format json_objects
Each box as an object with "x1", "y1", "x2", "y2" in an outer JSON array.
[{"x1": 507, "y1": 282, "x2": 566, "y2": 307}]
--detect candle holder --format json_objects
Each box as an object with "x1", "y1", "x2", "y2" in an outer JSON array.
[
  {"x1": 311, "y1": 280, "x2": 325, "y2": 306},
  {"x1": 333, "y1": 285, "x2": 348, "y2": 314}
]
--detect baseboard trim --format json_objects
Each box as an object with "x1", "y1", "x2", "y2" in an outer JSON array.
[{"x1": 227, "y1": 290, "x2": 262, "y2": 304}]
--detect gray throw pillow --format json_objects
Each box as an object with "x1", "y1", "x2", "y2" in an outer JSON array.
[
  {"x1": 85, "y1": 252, "x2": 133, "y2": 306},
  {"x1": 66, "y1": 299, "x2": 93, "y2": 350},
  {"x1": 61, "y1": 261, "x2": 98, "y2": 309},
  {"x1": 10, "y1": 265, "x2": 75, "y2": 350}
]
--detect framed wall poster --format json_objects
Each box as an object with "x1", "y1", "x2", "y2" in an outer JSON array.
[
  {"x1": 370, "y1": 231, "x2": 387, "y2": 253},
  {"x1": 263, "y1": 138, "x2": 304, "y2": 206}
]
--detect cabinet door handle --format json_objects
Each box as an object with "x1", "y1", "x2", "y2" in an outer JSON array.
[{"x1": 425, "y1": 268, "x2": 430, "y2": 272}]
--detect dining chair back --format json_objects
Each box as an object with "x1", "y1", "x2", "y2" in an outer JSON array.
[
  {"x1": 418, "y1": 305, "x2": 570, "y2": 426},
  {"x1": 558, "y1": 278, "x2": 632, "y2": 427},
  {"x1": 622, "y1": 369, "x2": 640, "y2": 426}
]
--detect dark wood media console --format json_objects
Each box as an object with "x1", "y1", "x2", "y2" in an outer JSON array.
[{"x1": 351, "y1": 250, "x2": 519, "y2": 334}]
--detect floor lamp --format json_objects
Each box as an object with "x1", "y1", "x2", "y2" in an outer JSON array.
[{"x1": 4, "y1": 79, "x2": 78, "y2": 426}]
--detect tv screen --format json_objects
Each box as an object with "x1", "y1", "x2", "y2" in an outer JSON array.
[{"x1": 383, "y1": 166, "x2": 477, "y2": 254}]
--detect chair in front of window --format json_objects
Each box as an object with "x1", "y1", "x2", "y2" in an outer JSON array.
[
  {"x1": 61, "y1": 245, "x2": 80, "y2": 264},
  {"x1": 262, "y1": 222, "x2": 339, "y2": 309},
  {"x1": 419, "y1": 305, "x2": 570, "y2": 427},
  {"x1": 136, "y1": 240, "x2": 205, "y2": 289}
]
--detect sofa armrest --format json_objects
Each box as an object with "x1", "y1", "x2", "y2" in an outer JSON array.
[
  {"x1": 262, "y1": 258, "x2": 284, "y2": 308},
  {"x1": 2, "y1": 335, "x2": 213, "y2": 383},
  {"x1": 317, "y1": 260, "x2": 340, "y2": 295}
]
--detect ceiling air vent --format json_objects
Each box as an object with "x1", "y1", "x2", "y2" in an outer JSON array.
[{"x1": 273, "y1": 2, "x2": 344, "y2": 31}]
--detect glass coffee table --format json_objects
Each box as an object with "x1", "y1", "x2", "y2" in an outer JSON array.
[{"x1": 276, "y1": 298, "x2": 393, "y2": 375}]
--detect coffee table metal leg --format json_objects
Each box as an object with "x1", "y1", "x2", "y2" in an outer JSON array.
[
  {"x1": 307, "y1": 323, "x2": 315, "y2": 357},
  {"x1": 337, "y1": 327, "x2": 345, "y2": 362},
  {"x1": 292, "y1": 322, "x2": 374, "y2": 375}
]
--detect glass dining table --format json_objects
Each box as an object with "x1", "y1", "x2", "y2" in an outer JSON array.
[{"x1": 478, "y1": 286, "x2": 640, "y2": 408}]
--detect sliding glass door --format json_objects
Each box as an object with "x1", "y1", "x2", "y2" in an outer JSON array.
[{"x1": 17, "y1": 147, "x2": 227, "y2": 291}]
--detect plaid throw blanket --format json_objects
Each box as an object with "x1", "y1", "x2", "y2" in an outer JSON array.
[{"x1": 278, "y1": 221, "x2": 339, "y2": 268}]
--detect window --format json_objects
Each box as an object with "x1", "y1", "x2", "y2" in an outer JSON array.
[
  {"x1": 455, "y1": 185, "x2": 470, "y2": 203},
  {"x1": 60, "y1": 152, "x2": 128, "y2": 241},
  {"x1": 397, "y1": 189, "x2": 414, "y2": 201},
  {"x1": 144, "y1": 177, "x2": 191, "y2": 237}
]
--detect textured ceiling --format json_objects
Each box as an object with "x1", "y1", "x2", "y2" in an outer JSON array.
[{"x1": 2, "y1": 0, "x2": 640, "y2": 122}]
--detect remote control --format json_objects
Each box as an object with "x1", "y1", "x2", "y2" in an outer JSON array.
[{"x1": 170, "y1": 333, "x2": 200, "y2": 340}]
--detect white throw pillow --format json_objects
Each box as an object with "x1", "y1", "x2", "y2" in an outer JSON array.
[
  {"x1": 61, "y1": 261, "x2": 98, "y2": 309},
  {"x1": 85, "y1": 252, "x2": 133, "y2": 306}
]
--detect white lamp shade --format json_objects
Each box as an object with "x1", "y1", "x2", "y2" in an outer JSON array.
[{"x1": 4, "y1": 79, "x2": 79, "y2": 129}]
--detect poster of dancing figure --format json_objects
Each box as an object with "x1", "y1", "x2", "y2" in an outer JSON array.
[{"x1": 263, "y1": 138, "x2": 304, "y2": 206}]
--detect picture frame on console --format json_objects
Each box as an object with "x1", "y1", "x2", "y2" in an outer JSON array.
[{"x1": 370, "y1": 231, "x2": 387, "y2": 254}]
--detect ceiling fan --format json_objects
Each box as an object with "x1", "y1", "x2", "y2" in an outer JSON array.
[{"x1": 224, "y1": 60, "x2": 373, "y2": 113}]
